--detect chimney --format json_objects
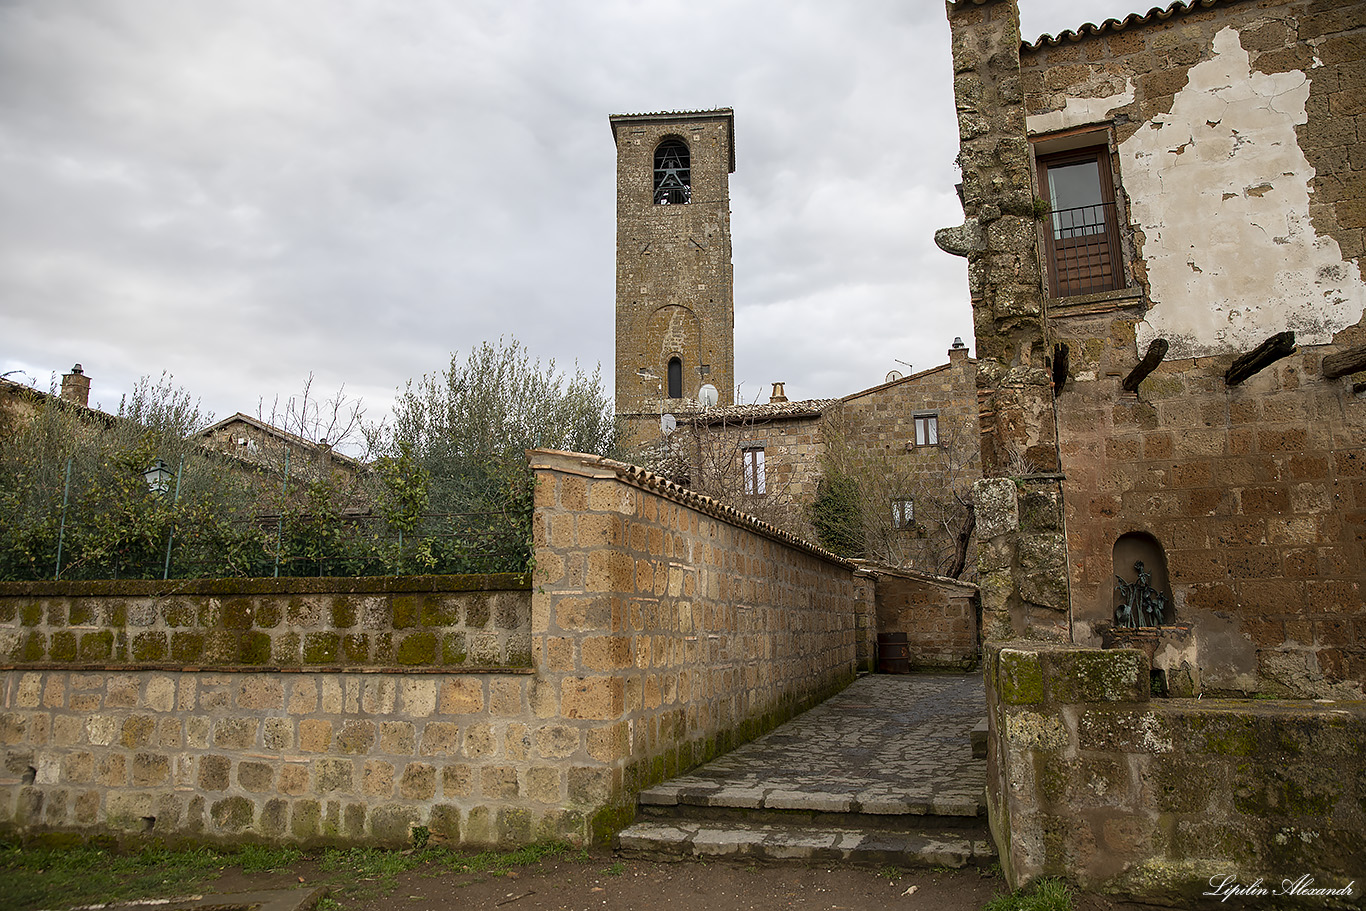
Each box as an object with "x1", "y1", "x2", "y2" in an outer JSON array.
[
  {"x1": 60, "y1": 364, "x2": 90, "y2": 406},
  {"x1": 769, "y1": 382, "x2": 788, "y2": 404},
  {"x1": 948, "y1": 337, "x2": 970, "y2": 363}
]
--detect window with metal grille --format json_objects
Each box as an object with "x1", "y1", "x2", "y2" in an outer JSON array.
[
  {"x1": 654, "y1": 139, "x2": 691, "y2": 205},
  {"x1": 1038, "y1": 146, "x2": 1124, "y2": 298},
  {"x1": 667, "y1": 357, "x2": 682, "y2": 398},
  {"x1": 742, "y1": 447, "x2": 765, "y2": 496},
  {"x1": 891, "y1": 497, "x2": 914, "y2": 529},
  {"x1": 913, "y1": 413, "x2": 939, "y2": 447}
]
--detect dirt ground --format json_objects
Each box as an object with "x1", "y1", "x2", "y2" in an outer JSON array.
[{"x1": 211, "y1": 851, "x2": 1157, "y2": 911}]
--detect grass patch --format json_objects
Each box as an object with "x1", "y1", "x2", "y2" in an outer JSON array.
[
  {"x1": 985, "y1": 877, "x2": 1075, "y2": 911},
  {"x1": 0, "y1": 842, "x2": 228, "y2": 910},
  {"x1": 603, "y1": 861, "x2": 625, "y2": 876},
  {"x1": 440, "y1": 839, "x2": 572, "y2": 877},
  {"x1": 1, "y1": 838, "x2": 578, "y2": 911},
  {"x1": 235, "y1": 843, "x2": 302, "y2": 874}
]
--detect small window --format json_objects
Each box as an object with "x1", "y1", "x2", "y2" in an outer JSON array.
[
  {"x1": 913, "y1": 413, "x2": 939, "y2": 447},
  {"x1": 891, "y1": 497, "x2": 914, "y2": 529},
  {"x1": 742, "y1": 447, "x2": 766, "y2": 496},
  {"x1": 654, "y1": 139, "x2": 691, "y2": 205},
  {"x1": 1037, "y1": 146, "x2": 1123, "y2": 297},
  {"x1": 667, "y1": 357, "x2": 682, "y2": 399}
]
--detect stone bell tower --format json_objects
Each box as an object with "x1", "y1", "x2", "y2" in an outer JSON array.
[{"x1": 609, "y1": 109, "x2": 735, "y2": 443}]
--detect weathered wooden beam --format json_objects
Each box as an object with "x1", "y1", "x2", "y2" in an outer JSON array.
[
  {"x1": 1225, "y1": 331, "x2": 1296, "y2": 386},
  {"x1": 1052, "y1": 342, "x2": 1069, "y2": 395},
  {"x1": 1322, "y1": 344, "x2": 1366, "y2": 380},
  {"x1": 1122, "y1": 338, "x2": 1168, "y2": 393}
]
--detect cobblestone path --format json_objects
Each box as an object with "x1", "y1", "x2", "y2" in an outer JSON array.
[{"x1": 640, "y1": 672, "x2": 987, "y2": 816}]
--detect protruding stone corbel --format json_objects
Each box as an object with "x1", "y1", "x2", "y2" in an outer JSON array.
[
  {"x1": 1225, "y1": 331, "x2": 1296, "y2": 386},
  {"x1": 1122, "y1": 338, "x2": 1169, "y2": 393},
  {"x1": 1322, "y1": 344, "x2": 1366, "y2": 380},
  {"x1": 933, "y1": 218, "x2": 982, "y2": 259}
]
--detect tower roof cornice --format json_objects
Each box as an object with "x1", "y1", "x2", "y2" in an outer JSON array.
[{"x1": 609, "y1": 109, "x2": 735, "y2": 173}]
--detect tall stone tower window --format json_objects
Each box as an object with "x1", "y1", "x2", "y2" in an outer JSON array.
[
  {"x1": 654, "y1": 139, "x2": 691, "y2": 205},
  {"x1": 667, "y1": 357, "x2": 683, "y2": 398}
]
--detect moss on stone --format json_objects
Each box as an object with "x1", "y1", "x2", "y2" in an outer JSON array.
[
  {"x1": 303, "y1": 632, "x2": 340, "y2": 664},
  {"x1": 273, "y1": 631, "x2": 301, "y2": 665},
  {"x1": 163, "y1": 600, "x2": 194, "y2": 628},
  {"x1": 342, "y1": 633, "x2": 369, "y2": 663},
  {"x1": 441, "y1": 633, "x2": 467, "y2": 665},
  {"x1": 107, "y1": 604, "x2": 127, "y2": 626},
  {"x1": 19, "y1": 601, "x2": 41, "y2": 626},
  {"x1": 131, "y1": 632, "x2": 168, "y2": 662},
  {"x1": 392, "y1": 595, "x2": 421, "y2": 629},
  {"x1": 79, "y1": 630, "x2": 114, "y2": 660},
  {"x1": 396, "y1": 630, "x2": 437, "y2": 666},
  {"x1": 170, "y1": 631, "x2": 205, "y2": 663},
  {"x1": 20, "y1": 631, "x2": 46, "y2": 661},
  {"x1": 999, "y1": 649, "x2": 1046, "y2": 704},
  {"x1": 238, "y1": 631, "x2": 272, "y2": 665},
  {"x1": 254, "y1": 599, "x2": 282, "y2": 628},
  {"x1": 1050, "y1": 650, "x2": 1145, "y2": 703},
  {"x1": 220, "y1": 598, "x2": 253, "y2": 630},
  {"x1": 465, "y1": 596, "x2": 491, "y2": 628},
  {"x1": 590, "y1": 804, "x2": 636, "y2": 845},
  {"x1": 210, "y1": 796, "x2": 254, "y2": 832},
  {"x1": 49, "y1": 631, "x2": 78, "y2": 662},
  {"x1": 330, "y1": 598, "x2": 356, "y2": 629}
]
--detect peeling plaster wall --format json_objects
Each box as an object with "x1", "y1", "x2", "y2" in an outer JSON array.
[{"x1": 1119, "y1": 27, "x2": 1366, "y2": 358}]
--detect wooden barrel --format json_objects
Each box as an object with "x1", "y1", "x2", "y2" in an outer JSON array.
[{"x1": 877, "y1": 632, "x2": 910, "y2": 674}]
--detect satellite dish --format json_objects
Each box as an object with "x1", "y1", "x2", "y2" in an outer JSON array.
[
  {"x1": 698, "y1": 384, "x2": 719, "y2": 408},
  {"x1": 885, "y1": 370, "x2": 904, "y2": 384},
  {"x1": 661, "y1": 414, "x2": 677, "y2": 435}
]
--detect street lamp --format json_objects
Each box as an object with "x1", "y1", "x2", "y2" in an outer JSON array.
[{"x1": 143, "y1": 458, "x2": 175, "y2": 496}]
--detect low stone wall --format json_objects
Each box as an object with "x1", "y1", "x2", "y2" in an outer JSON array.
[
  {"x1": 528, "y1": 450, "x2": 860, "y2": 831},
  {"x1": 1, "y1": 576, "x2": 543, "y2": 847},
  {"x1": 864, "y1": 565, "x2": 978, "y2": 670},
  {"x1": 984, "y1": 640, "x2": 1365, "y2": 905},
  {"x1": 2, "y1": 453, "x2": 866, "y2": 849}
]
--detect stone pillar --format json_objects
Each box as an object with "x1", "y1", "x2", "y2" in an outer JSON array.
[{"x1": 939, "y1": 0, "x2": 1069, "y2": 641}]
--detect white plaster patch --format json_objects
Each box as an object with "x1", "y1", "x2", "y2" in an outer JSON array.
[
  {"x1": 1027, "y1": 79, "x2": 1135, "y2": 135},
  {"x1": 1121, "y1": 28, "x2": 1366, "y2": 358}
]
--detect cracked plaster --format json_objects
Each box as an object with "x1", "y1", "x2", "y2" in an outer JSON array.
[{"x1": 1120, "y1": 28, "x2": 1366, "y2": 359}]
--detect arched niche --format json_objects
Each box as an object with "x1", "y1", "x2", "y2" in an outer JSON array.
[{"x1": 1112, "y1": 531, "x2": 1174, "y2": 627}]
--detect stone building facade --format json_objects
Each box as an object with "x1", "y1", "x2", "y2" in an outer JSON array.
[
  {"x1": 940, "y1": 0, "x2": 1366, "y2": 698},
  {"x1": 612, "y1": 110, "x2": 736, "y2": 447},
  {"x1": 655, "y1": 347, "x2": 983, "y2": 579}
]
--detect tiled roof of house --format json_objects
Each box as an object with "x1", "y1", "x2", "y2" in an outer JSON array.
[
  {"x1": 1022, "y1": 0, "x2": 1237, "y2": 49},
  {"x1": 952, "y1": 0, "x2": 1239, "y2": 50},
  {"x1": 677, "y1": 398, "x2": 839, "y2": 426},
  {"x1": 196, "y1": 412, "x2": 364, "y2": 469}
]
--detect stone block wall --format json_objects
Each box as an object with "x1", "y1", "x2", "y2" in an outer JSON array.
[
  {"x1": 983, "y1": 640, "x2": 1365, "y2": 904},
  {"x1": 868, "y1": 566, "x2": 979, "y2": 669},
  {"x1": 1, "y1": 451, "x2": 867, "y2": 850},
  {"x1": 0, "y1": 576, "x2": 532, "y2": 670},
  {"x1": 1013, "y1": 0, "x2": 1366, "y2": 696},
  {"x1": 943, "y1": 0, "x2": 1366, "y2": 696},
  {"x1": 528, "y1": 449, "x2": 859, "y2": 826},
  {"x1": 0, "y1": 576, "x2": 556, "y2": 847}
]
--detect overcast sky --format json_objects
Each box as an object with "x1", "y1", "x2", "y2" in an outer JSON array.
[{"x1": 1, "y1": 0, "x2": 1153, "y2": 448}]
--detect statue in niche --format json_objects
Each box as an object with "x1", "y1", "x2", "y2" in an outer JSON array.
[{"x1": 1114, "y1": 560, "x2": 1167, "y2": 628}]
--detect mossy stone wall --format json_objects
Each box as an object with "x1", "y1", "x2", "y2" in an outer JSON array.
[{"x1": 984, "y1": 640, "x2": 1365, "y2": 905}]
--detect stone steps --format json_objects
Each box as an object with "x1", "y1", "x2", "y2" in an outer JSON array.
[
  {"x1": 618, "y1": 818, "x2": 994, "y2": 867},
  {"x1": 615, "y1": 674, "x2": 994, "y2": 869}
]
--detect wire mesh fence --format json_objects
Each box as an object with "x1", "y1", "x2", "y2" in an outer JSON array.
[{"x1": 1, "y1": 509, "x2": 529, "y2": 583}]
